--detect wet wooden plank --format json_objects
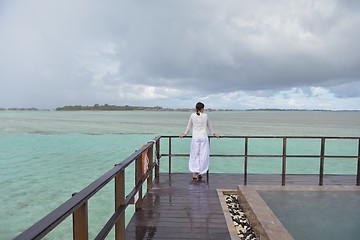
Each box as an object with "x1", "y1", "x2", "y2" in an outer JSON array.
[{"x1": 125, "y1": 173, "x2": 356, "y2": 239}]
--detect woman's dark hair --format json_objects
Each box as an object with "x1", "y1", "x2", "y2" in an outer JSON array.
[{"x1": 195, "y1": 102, "x2": 204, "y2": 115}]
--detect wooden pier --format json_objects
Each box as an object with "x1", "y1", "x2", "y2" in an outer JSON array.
[{"x1": 124, "y1": 172, "x2": 357, "y2": 239}]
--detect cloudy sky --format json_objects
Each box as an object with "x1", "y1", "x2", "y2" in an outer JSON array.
[{"x1": 1, "y1": 0, "x2": 359, "y2": 110}]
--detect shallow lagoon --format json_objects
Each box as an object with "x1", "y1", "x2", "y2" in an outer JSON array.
[{"x1": 1, "y1": 110, "x2": 359, "y2": 239}]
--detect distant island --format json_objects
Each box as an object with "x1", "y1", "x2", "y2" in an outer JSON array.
[
  {"x1": 56, "y1": 104, "x2": 168, "y2": 111},
  {"x1": 0, "y1": 107, "x2": 39, "y2": 111},
  {"x1": 55, "y1": 104, "x2": 229, "y2": 111}
]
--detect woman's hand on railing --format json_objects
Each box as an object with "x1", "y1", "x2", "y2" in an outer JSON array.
[
  {"x1": 212, "y1": 133, "x2": 221, "y2": 138},
  {"x1": 213, "y1": 133, "x2": 221, "y2": 138},
  {"x1": 179, "y1": 134, "x2": 186, "y2": 138}
]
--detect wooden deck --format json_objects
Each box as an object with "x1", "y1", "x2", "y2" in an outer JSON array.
[{"x1": 125, "y1": 173, "x2": 357, "y2": 239}]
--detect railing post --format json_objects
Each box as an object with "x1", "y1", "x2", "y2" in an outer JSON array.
[
  {"x1": 115, "y1": 170, "x2": 125, "y2": 240},
  {"x1": 357, "y1": 139, "x2": 360, "y2": 186},
  {"x1": 135, "y1": 156, "x2": 143, "y2": 211},
  {"x1": 207, "y1": 137, "x2": 211, "y2": 182},
  {"x1": 147, "y1": 144, "x2": 153, "y2": 190},
  {"x1": 282, "y1": 137, "x2": 287, "y2": 186},
  {"x1": 72, "y1": 193, "x2": 88, "y2": 240},
  {"x1": 155, "y1": 138, "x2": 160, "y2": 180},
  {"x1": 168, "y1": 137, "x2": 172, "y2": 175},
  {"x1": 319, "y1": 138, "x2": 325, "y2": 186},
  {"x1": 244, "y1": 137, "x2": 248, "y2": 185}
]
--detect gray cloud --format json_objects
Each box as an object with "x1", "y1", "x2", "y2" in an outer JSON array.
[
  {"x1": 0, "y1": 0, "x2": 359, "y2": 109},
  {"x1": 107, "y1": 0, "x2": 360, "y2": 93}
]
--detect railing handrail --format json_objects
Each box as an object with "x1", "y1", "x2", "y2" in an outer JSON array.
[
  {"x1": 161, "y1": 135, "x2": 360, "y2": 139},
  {"x1": 163, "y1": 153, "x2": 359, "y2": 158}
]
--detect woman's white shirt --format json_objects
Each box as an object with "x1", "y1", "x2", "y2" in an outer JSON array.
[{"x1": 185, "y1": 112, "x2": 214, "y2": 137}]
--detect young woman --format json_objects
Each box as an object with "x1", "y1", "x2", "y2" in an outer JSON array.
[{"x1": 179, "y1": 102, "x2": 220, "y2": 180}]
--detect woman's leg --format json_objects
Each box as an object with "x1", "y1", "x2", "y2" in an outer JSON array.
[
  {"x1": 198, "y1": 136, "x2": 210, "y2": 175},
  {"x1": 189, "y1": 137, "x2": 201, "y2": 175}
]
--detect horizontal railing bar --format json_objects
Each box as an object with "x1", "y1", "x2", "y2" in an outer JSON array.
[
  {"x1": 124, "y1": 162, "x2": 156, "y2": 206},
  {"x1": 14, "y1": 140, "x2": 157, "y2": 240},
  {"x1": 94, "y1": 204, "x2": 127, "y2": 240},
  {"x1": 162, "y1": 154, "x2": 360, "y2": 159},
  {"x1": 160, "y1": 135, "x2": 360, "y2": 140}
]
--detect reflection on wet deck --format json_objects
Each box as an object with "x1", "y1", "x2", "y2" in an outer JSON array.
[{"x1": 125, "y1": 173, "x2": 356, "y2": 239}]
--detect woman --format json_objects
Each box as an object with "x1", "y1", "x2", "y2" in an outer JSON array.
[{"x1": 179, "y1": 102, "x2": 220, "y2": 180}]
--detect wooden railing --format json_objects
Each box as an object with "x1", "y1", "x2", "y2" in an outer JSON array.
[
  {"x1": 160, "y1": 136, "x2": 360, "y2": 186},
  {"x1": 14, "y1": 136, "x2": 161, "y2": 240},
  {"x1": 14, "y1": 135, "x2": 360, "y2": 240}
]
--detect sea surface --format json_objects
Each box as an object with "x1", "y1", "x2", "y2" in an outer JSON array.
[{"x1": 1, "y1": 110, "x2": 359, "y2": 239}]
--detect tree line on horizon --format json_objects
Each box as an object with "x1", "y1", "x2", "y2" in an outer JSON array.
[{"x1": 55, "y1": 104, "x2": 164, "y2": 111}]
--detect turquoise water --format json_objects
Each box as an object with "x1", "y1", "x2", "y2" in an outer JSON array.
[{"x1": 1, "y1": 110, "x2": 359, "y2": 239}]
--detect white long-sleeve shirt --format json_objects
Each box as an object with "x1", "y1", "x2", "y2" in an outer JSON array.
[{"x1": 184, "y1": 112, "x2": 215, "y2": 137}]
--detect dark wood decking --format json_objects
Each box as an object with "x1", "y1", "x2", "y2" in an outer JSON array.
[{"x1": 125, "y1": 173, "x2": 357, "y2": 239}]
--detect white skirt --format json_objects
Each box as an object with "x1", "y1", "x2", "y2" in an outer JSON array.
[{"x1": 189, "y1": 136, "x2": 210, "y2": 175}]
